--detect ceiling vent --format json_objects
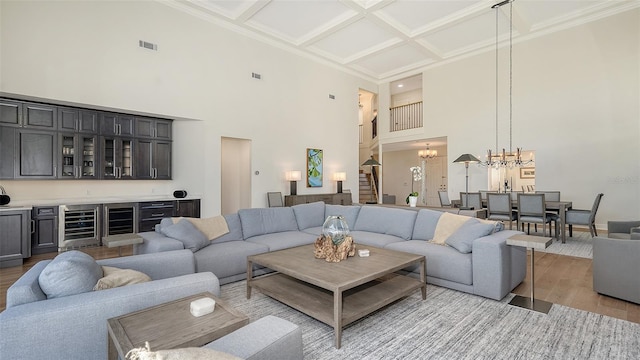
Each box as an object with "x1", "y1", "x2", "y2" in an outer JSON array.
[
  {"x1": 252, "y1": 72, "x2": 262, "y2": 80},
  {"x1": 139, "y1": 40, "x2": 157, "y2": 51}
]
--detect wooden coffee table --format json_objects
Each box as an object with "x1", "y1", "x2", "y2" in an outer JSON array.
[
  {"x1": 107, "y1": 292, "x2": 248, "y2": 359},
  {"x1": 247, "y1": 244, "x2": 426, "y2": 348}
]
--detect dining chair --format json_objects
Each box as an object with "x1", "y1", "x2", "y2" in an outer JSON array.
[
  {"x1": 479, "y1": 190, "x2": 497, "y2": 201},
  {"x1": 487, "y1": 193, "x2": 517, "y2": 229},
  {"x1": 509, "y1": 190, "x2": 523, "y2": 201},
  {"x1": 267, "y1": 192, "x2": 284, "y2": 207},
  {"x1": 459, "y1": 192, "x2": 482, "y2": 210},
  {"x1": 535, "y1": 191, "x2": 560, "y2": 201},
  {"x1": 517, "y1": 193, "x2": 558, "y2": 237},
  {"x1": 438, "y1": 191, "x2": 451, "y2": 207},
  {"x1": 565, "y1": 193, "x2": 604, "y2": 237}
]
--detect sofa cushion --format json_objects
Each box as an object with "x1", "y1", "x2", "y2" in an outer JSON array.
[
  {"x1": 38, "y1": 250, "x2": 103, "y2": 299},
  {"x1": 325, "y1": 204, "x2": 361, "y2": 230},
  {"x1": 238, "y1": 207, "x2": 299, "y2": 239},
  {"x1": 386, "y1": 240, "x2": 473, "y2": 285},
  {"x1": 212, "y1": 214, "x2": 244, "y2": 243},
  {"x1": 161, "y1": 219, "x2": 209, "y2": 252},
  {"x1": 93, "y1": 266, "x2": 151, "y2": 290},
  {"x1": 411, "y1": 209, "x2": 444, "y2": 241},
  {"x1": 245, "y1": 231, "x2": 318, "y2": 252},
  {"x1": 195, "y1": 241, "x2": 269, "y2": 279},
  {"x1": 292, "y1": 201, "x2": 325, "y2": 230},
  {"x1": 350, "y1": 230, "x2": 405, "y2": 248},
  {"x1": 353, "y1": 206, "x2": 417, "y2": 240},
  {"x1": 445, "y1": 219, "x2": 496, "y2": 253}
]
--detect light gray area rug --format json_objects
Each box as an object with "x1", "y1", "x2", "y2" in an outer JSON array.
[
  {"x1": 221, "y1": 280, "x2": 639, "y2": 360},
  {"x1": 517, "y1": 230, "x2": 593, "y2": 259}
]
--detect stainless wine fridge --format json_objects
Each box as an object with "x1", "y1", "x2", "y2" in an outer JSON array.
[
  {"x1": 103, "y1": 203, "x2": 138, "y2": 237},
  {"x1": 58, "y1": 204, "x2": 101, "y2": 250}
]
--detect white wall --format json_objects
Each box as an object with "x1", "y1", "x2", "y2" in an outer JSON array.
[
  {"x1": 0, "y1": 0, "x2": 377, "y2": 216},
  {"x1": 379, "y1": 9, "x2": 640, "y2": 228}
]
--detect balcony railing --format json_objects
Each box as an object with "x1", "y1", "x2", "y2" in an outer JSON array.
[{"x1": 390, "y1": 101, "x2": 423, "y2": 132}]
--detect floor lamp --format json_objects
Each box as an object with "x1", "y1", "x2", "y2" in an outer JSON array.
[{"x1": 453, "y1": 154, "x2": 480, "y2": 210}]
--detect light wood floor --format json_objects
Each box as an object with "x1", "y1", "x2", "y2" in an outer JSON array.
[{"x1": 1, "y1": 243, "x2": 638, "y2": 324}]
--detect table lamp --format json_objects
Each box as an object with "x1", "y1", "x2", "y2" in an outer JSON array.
[
  {"x1": 333, "y1": 172, "x2": 346, "y2": 193},
  {"x1": 285, "y1": 171, "x2": 301, "y2": 195}
]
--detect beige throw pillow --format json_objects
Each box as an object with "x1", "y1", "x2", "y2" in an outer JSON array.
[
  {"x1": 430, "y1": 212, "x2": 472, "y2": 245},
  {"x1": 94, "y1": 266, "x2": 151, "y2": 291},
  {"x1": 171, "y1": 216, "x2": 230, "y2": 241},
  {"x1": 126, "y1": 341, "x2": 241, "y2": 360}
]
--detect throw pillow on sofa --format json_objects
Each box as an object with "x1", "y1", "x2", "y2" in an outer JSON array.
[
  {"x1": 161, "y1": 219, "x2": 209, "y2": 252},
  {"x1": 430, "y1": 212, "x2": 471, "y2": 245},
  {"x1": 94, "y1": 266, "x2": 152, "y2": 291},
  {"x1": 445, "y1": 219, "x2": 496, "y2": 253},
  {"x1": 38, "y1": 250, "x2": 103, "y2": 299}
]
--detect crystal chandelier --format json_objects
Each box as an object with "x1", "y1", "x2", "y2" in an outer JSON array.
[
  {"x1": 418, "y1": 143, "x2": 437, "y2": 159},
  {"x1": 482, "y1": 0, "x2": 533, "y2": 169}
]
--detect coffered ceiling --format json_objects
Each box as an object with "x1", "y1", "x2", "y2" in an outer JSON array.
[{"x1": 168, "y1": 0, "x2": 638, "y2": 82}]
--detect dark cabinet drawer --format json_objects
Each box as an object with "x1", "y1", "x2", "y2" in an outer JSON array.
[{"x1": 138, "y1": 201, "x2": 174, "y2": 232}]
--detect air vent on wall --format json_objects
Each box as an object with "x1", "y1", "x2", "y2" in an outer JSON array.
[{"x1": 139, "y1": 40, "x2": 158, "y2": 51}]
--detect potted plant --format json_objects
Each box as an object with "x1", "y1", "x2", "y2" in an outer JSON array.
[
  {"x1": 406, "y1": 166, "x2": 422, "y2": 207},
  {"x1": 406, "y1": 191, "x2": 419, "y2": 207}
]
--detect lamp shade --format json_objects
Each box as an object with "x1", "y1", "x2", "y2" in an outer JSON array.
[
  {"x1": 361, "y1": 158, "x2": 381, "y2": 166},
  {"x1": 333, "y1": 172, "x2": 346, "y2": 181},
  {"x1": 453, "y1": 154, "x2": 481, "y2": 163},
  {"x1": 285, "y1": 171, "x2": 301, "y2": 181}
]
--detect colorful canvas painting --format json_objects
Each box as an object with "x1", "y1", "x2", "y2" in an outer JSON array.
[{"x1": 307, "y1": 148, "x2": 323, "y2": 187}]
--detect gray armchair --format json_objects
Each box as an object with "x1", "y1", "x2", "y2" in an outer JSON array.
[
  {"x1": 607, "y1": 220, "x2": 640, "y2": 239},
  {"x1": 593, "y1": 236, "x2": 640, "y2": 304}
]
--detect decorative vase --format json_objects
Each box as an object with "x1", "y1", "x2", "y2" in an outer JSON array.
[
  {"x1": 322, "y1": 215, "x2": 350, "y2": 245},
  {"x1": 409, "y1": 196, "x2": 418, "y2": 207}
]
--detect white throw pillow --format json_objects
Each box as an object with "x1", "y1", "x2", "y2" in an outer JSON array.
[{"x1": 94, "y1": 266, "x2": 151, "y2": 291}]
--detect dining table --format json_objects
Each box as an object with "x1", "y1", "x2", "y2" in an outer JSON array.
[{"x1": 452, "y1": 198, "x2": 573, "y2": 243}]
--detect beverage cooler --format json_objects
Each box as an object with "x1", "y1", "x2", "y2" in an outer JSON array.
[
  {"x1": 58, "y1": 204, "x2": 101, "y2": 250},
  {"x1": 103, "y1": 203, "x2": 138, "y2": 236}
]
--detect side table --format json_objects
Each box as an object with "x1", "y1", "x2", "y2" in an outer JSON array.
[
  {"x1": 102, "y1": 233, "x2": 143, "y2": 256},
  {"x1": 507, "y1": 234, "x2": 553, "y2": 314},
  {"x1": 107, "y1": 292, "x2": 249, "y2": 359}
]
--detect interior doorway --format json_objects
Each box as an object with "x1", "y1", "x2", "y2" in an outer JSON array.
[{"x1": 221, "y1": 137, "x2": 251, "y2": 215}]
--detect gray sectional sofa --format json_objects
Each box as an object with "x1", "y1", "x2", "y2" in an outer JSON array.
[
  {"x1": 0, "y1": 249, "x2": 303, "y2": 360},
  {"x1": 136, "y1": 202, "x2": 527, "y2": 301}
]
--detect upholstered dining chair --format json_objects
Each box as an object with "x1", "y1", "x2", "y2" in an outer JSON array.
[
  {"x1": 565, "y1": 193, "x2": 604, "y2": 237},
  {"x1": 459, "y1": 192, "x2": 482, "y2": 210},
  {"x1": 535, "y1": 191, "x2": 560, "y2": 201},
  {"x1": 438, "y1": 191, "x2": 451, "y2": 207},
  {"x1": 487, "y1": 193, "x2": 517, "y2": 229},
  {"x1": 509, "y1": 190, "x2": 523, "y2": 201},
  {"x1": 517, "y1": 193, "x2": 558, "y2": 237},
  {"x1": 267, "y1": 192, "x2": 283, "y2": 207}
]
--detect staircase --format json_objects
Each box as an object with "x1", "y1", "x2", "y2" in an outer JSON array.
[{"x1": 359, "y1": 172, "x2": 377, "y2": 204}]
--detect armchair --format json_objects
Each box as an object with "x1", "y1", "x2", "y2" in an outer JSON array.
[
  {"x1": 606, "y1": 220, "x2": 640, "y2": 239},
  {"x1": 593, "y1": 236, "x2": 640, "y2": 304}
]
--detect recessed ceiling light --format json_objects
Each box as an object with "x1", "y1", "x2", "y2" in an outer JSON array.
[{"x1": 398, "y1": 84, "x2": 404, "y2": 88}]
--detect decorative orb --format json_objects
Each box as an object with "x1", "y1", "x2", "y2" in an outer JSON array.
[{"x1": 322, "y1": 215, "x2": 350, "y2": 245}]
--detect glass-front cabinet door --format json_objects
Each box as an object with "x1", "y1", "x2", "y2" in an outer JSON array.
[
  {"x1": 59, "y1": 134, "x2": 97, "y2": 179},
  {"x1": 101, "y1": 137, "x2": 133, "y2": 179}
]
